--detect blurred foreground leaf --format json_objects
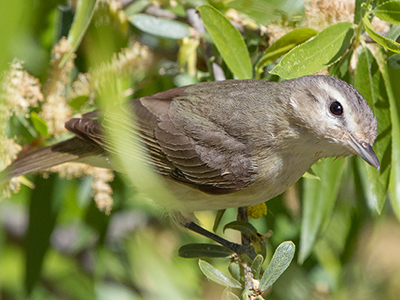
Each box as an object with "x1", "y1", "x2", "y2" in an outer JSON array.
[
  {"x1": 25, "y1": 175, "x2": 62, "y2": 294},
  {"x1": 299, "y1": 158, "x2": 345, "y2": 263}
]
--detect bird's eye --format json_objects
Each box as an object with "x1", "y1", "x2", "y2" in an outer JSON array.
[{"x1": 329, "y1": 101, "x2": 343, "y2": 116}]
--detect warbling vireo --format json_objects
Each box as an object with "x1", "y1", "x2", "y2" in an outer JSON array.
[{"x1": 1, "y1": 75, "x2": 379, "y2": 228}]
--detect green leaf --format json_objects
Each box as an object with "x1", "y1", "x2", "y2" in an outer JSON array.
[
  {"x1": 362, "y1": 13, "x2": 400, "y2": 52},
  {"x1": 386, "y1": 24, "x2": 400, "y2": 41},
  {"x1": 128, "y1": 13, "x2": 191, "y2": 39},
  {"x1": 61, "y1": 0, "x2": 97, "y2": 67},
  {"x1": 388, "y1": 53, "x2": 400, "y2": 68},
  {"x1": 178, "y1": 243, "x2": 234, "y2": 258},
  {"x1": 198, "y1": 260, "x2": 242, "y2": 288},
  {"x1": 299, "y1": 158, "x2": 345, "y2": 263},
  {"x1": 270, "y1": 22, "x2": 354, "y2": 79},
  {"x1": 69, "y1": 95, "x2": 89, "y2": 110},
  {"x1": 355, "y1": 46, "x2": 391, "y2": 213},
  {"x1": 226, "y1": 0, "x2": 302, "y2": 25},
  {"x1": 228, "y1": 262, "x2": 242, "y2": 282},
  {"x1": 223, "y1": 220, "x2": 258, "y2": 238},
  {"x1": 251, "y1": 254, "x2": 264, "y2": 279},
  {"x1": 25, "y1": 175, "x2": 63, "y2": 294},
  {"x1": 259, "y1": 241, "x2": 295, "y2": 291},
  {"x1": 222, "y1": 287, "x2": 241, "y2": 300},
  {"x1": 30, "y1": 112, "x2": 49, "y2": 137},
  {"x1": 197, "y1": 4, "x2": 252, "y2": 79},
  {"x1": 255, "y1": 28, "x2": 318, "y2": 76},
  {"x1": 373, "y1": 1, "x2": 400, "y2": 25},
  {"x1": 124, "y1": 0, "x2": 150, "y2": 16},
  {"x1": 213, "y1": 209, "x2": 226, "y2": 232}
]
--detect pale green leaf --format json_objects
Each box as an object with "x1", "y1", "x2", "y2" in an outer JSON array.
[
  {"x1": 299, "y1": 158, "x2": 345, "y2": 263},
  {"x1": 270, "y1": 22, "x2": 354, "y2": 79},
  {"x1": 373, "y1": 1, "x2": 400, "y2": 25},
  {"x1": 197, "y1": 5, "x2": 252, "y2": 79},
  {"x1": 251, "y1": 254, "x2": 264, "y2": 279},
  {"x1": 255, "y1": 28, "x2": 317, "y2": 76},
  {"x1": 198, "y1": 260, "x2": 242, "y2": 288},
  {"x1": 129, "y1": 13, "x2": 191, "y2": 39},
  {"x1": 362, "y1": 13, "x2": 400, "y2": 52},
  {"x1": 228, "y1": 262, "x2": 241, "y2": 282},
  {"x1": 355, "y1": 46, "x2": 391, "y2": 213},
  {"x1": 259, "y1": 241, "x2": 295, "y2": 291},
  {"x1": 222, "y1": 287, "x2": 241, "y2": 300},
  {"x1": 124, "y1": 0, "x2": 150, "y2": 16}
]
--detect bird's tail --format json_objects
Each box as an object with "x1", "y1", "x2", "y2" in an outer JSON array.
[{"x1": 1, "y1": 137, "x2": 104, "y2": 183}]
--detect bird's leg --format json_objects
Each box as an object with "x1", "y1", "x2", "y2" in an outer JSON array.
[{"x1": 184, "y1": 221, "x2": 256, "y2": 259}]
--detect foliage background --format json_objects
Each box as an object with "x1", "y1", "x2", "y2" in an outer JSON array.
[{"x1": 1, "y1": 0, "x2": 400, "y2": 299}]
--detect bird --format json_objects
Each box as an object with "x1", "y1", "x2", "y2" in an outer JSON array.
[{"x1": 1, "y1": 75, "x2": 379, "y2": 236}]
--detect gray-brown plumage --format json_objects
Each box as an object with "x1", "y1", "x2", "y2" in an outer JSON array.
[{"x1": 1, "y1": 75, "x2": 379, "y2": 217}]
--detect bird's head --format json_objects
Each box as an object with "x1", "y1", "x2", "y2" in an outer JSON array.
[{"x1": 287, "y1": 75, "x2": 379, "y2": 169}]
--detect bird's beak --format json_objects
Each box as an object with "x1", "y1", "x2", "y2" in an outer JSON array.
[{"x1": 348, "y1": 135, "x2": 380, "y2": 170}]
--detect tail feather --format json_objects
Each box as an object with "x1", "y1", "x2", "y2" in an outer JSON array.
[{"x1": 1, "y1": 137, "x2": 104, "y2": 183}]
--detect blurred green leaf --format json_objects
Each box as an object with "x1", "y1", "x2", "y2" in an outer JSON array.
[
  {"x1": 226, "y1": 0, "x2": 298, "y2": 25},
  {"x1": 228, "y1": 262, "x2": 241, "y2": 282},
  {"x1": 213, "y1": 209, "x2": 226, "y2": 232},
  {"x1": 386, "y1": 24, "x2": 400, "y2": 41},
  {"x1": 124, "y1": 0, "x2": 150, "y2": 16},
  {"x1": 259, "y1": 241, "x2": 295, "y2": 291},
  {"x1": 299, "y1": 158, "x2": 345, "y2": 263},
  {"x1": 388, "y1": 53, "x2": 400, "y2": 68},
  {"x1": 30, "y1": 112, "x2": 49, "y2": 137},
  {"x1": 25, "y1": 175, "x2": 62, "y2": 294},
  {"x1": 251, "y1": 254, "x2": 264, "y2": 279},
  {"x1": 179, "y1": 243, "x2": 233, "y2": 258},
  {"x1": 197, "y1": 4, "x2": 252, "y2": 79},
  {"x1": 373, "y1": 1, "x2": 400, "y2": 25},
  {"x1": 129, "y1": 13, "x2": 191, "y2": 39},
  {"x1": 271, "y1": 22, "x2": 354, "y2": 79},
  {"x1": 198, "y1": 259, "x2": 242, "y2": 288},
  {"x1": 256, "y1": 28, "x2": 317, "y2": 76},
  {"x1": 61, "y1": 0, "x2": 98, "y2": 67},
  {"x1": 222, "y1": 287, "x2": 241, "y2": 300},
  {"x1": 354, "y1": 0, "x2": 367, "y2": 24},
  {"x1": 362, "y1": 13, "x2": 400, "y2": 53},
  {"x1": 69, "y1": 95, "x2": 89, "y2": 110},
  {"x1": 355, "y1": 46, "x2": 391, "y2": 213},
  {"x1": 223, "y1": 220, "x2": 258, "y2": 238}
]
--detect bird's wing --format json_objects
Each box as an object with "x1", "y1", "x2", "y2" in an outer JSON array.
[{"x1": 66, "y1": 84, "x2": 258, "y2": 195}]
